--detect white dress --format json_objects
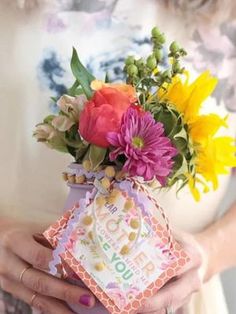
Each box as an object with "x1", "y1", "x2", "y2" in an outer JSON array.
[{"x1": 0, "y1": 1, "x2": 236, "y2": 313}]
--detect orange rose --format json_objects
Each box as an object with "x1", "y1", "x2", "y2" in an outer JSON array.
[
  {"x1": 91, "y1": 80, "x2": 136, "y2": 102},
  {"x1": 79, "y1": 87, "x2": 134, "y2": 148}
]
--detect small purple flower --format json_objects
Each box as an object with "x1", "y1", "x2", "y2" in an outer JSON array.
[{"x1": 107, "y1": 107, "x2": 177, "y2": 184}]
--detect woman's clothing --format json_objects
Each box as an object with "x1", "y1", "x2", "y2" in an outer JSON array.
[
  {"x1": 0, "y1": 0, "x2": 236, "y2": 313},
  {"x1": 0, "y1": 291, "x2": 32, "y2": 314}
]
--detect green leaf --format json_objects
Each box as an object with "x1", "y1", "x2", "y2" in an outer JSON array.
[
  {"x1": 75, "y1": 145, "x2": 89, "y2": 162},
  {"x1": 169, "y1": 156, "x2": 188, "y2": 182},
  {"x1": 63, "y1": 124, "x2": 83, "y2": 148},
  {"x1": 73, "y1": 88, "x2": 84, "y2": 96},
  {"x1": 89, "y1": 144, "x2": 107, "y2": 170},
  {"x1": 173, "y1": 137, "x2": 188, "y2": 152},
  {"x1": 67, "y1": 80, "x2": 80, "y2": 96},
  {"x1": 43, "y1": 115, "x2": 56, "y2": 124},
  {"x1": 105, "y1": 72, "x2": 110, "y2": 83},
  {"x1": 173, "y1": 154, "x2": 183, "y2": 171},
  {"x1": 173, "y1": 126, "x2": 188, "y2": 141},
  {"x1": 50, "y1": 97, "x2": 57, "y2": 103},
  {"x1": 71, "y1": 48, "x2": 95, "y2": 99},
  {"x1": 48, "y1": 137, "x2": 68, "y2": 153},
  {"x1": 159, "y1": 110, "x2": 177, "y2": 136},
  {"x1": 66, "y1": 145, "x2": 76, "y2": 158}
]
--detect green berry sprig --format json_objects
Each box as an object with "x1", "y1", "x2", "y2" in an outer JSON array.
[{"x1": 124, "y1": 27, "x2": 187, "y2": 105}]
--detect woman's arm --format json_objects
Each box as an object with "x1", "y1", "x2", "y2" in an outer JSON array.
[{"x1": 197, "y1": 201, "x2": 236, "y2": 281}]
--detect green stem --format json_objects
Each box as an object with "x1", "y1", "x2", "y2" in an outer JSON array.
[{"x1": 68, "y1": 80, "x2": 80, "y2": 96}]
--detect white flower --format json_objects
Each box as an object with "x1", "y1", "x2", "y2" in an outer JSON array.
[
  {"x1": 33, "y1": 124, "x2": 57, "y2": 141},
  {"x1": 34, "y1": 123, "x2": 68, "y2": 152},
  {"x1": 51, "y1": 115, "x2": 75, "y2": 132},
  {"x1": 57, "y1": 94, "x2": 87, "y2": 121}
]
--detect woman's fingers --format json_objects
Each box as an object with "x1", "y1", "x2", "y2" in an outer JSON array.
[
  {"x1": 0, "y1": 276, "x2": 76, "y2": 314},
  {"x1": 1, "y1": 228, "x2": 52, "y2": 270},
  {"x1": 3, "y1": 250, "x2": 95, "y2": 308},
  {"x1": 22, "y1": 267, "x2": 96, "y2": 308},
  {"x1": 139, "y1": 270, "x2": 201, "y2": 313}
]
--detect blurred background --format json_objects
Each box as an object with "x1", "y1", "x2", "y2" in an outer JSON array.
[
  {"x1": 221, "y1": 175, "x2": 236, "y2": 313},
  {"x1": 0, "y1": 1, "x2": 236, "y2": 313}
]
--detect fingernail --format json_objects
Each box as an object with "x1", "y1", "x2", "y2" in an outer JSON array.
[{"x1": 79, "y1": 294, "x2": 92, "y2": 307}]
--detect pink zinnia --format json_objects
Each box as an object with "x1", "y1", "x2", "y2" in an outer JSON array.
[{"x1": 107, "y1": 107, "x2": 177, "y2": 184}]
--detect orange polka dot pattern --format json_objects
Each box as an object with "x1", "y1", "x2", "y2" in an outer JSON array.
[{"x1": 44, "y1": 206, "x2": 189, "y2": 314}]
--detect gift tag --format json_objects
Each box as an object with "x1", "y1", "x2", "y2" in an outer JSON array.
[
  {"x1": 46, "y1": 183, "x2": 187, "y2": 314},
  {"x1": 45, "y1": 180, "x2": 189, "y2": 314}
]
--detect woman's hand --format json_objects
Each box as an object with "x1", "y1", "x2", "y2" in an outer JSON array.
[
  {"x1": 0, "y1": 218, "x2": 95, "y2": 314},
  {"x1": 137, "y1": 232, "x2": 208, "y2": 314}
]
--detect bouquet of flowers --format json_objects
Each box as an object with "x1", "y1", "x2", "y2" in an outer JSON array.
[
  {"x1": 35, "y1": 28, "x2": 236, "y2": 314},
  {"x1": 34, "y1": 27, "x2": 236, "y2": 201}
]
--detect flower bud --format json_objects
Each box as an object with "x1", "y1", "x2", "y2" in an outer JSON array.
[
  {"x1": 154, "y1": 49, "x2": 163, "y2": 62},
  {"x1": 170, "y1": 41, "x2": 180, "y2": 54},
  {"x1": 125, "y1": 56, "x2": 135, "y2": 66},
  {"x1": 127, "y1": 64, "x2": 139, "y2": 76},
  {"x1": 135, "y1": 58, "x2": 145, "y2": 71},
  {"x1": 146, "y1": 55, "x2": 157, "y2": 70},
  {"x1": 163, "y1": 69, "x2": 172, "y2": 79},
  {"x1": 172, "y1": 61, "x2": 181, "y2": 73},
  {"x1": 153, "y1": 33, "x2": 166, "y2": 45},
  {"x1": 57, "y1": 94, "x2": 86, "y2": 117},
  {"x1": 52, "y1": 115, "x2": 74, "y2": 132},
  {"x1": 151, "y1": 27, "x2": 161, "y2": 38},
  {"x1": 157, "y1": 33, "x2": 166, "y2": 44},
  {"x1": 33, "y1": 124, "x2": 57, "y2": 142}
]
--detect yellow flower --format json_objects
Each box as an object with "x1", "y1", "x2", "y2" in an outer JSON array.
[
  {"x1": 158, "y1": 71, "x2": 218, "y2": 123},
  {"x1": 196, "y1": 137, "x2": 236, "y2": 187},
  {"x1": 189, "y1": 114, "x2": 227, "y2": 145},
  {"x1": 159, "y1": 71, "x2": 236, "y2": 200}
]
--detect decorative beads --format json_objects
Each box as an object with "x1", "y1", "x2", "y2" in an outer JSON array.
[
  {"x1": 130, "y1": 219, "x2": 139, "y2": 229},
  {"x1": 107, "y1": 196, "x2": 116, "y2": 204},
  {"x1": 75, "y1": 175, "x2": 86, "y2": 184},
  {"x1": 62, "y1": 172, "x2": 68, "y2": 181},
  {"x1": 88, "y1": 231, "x2": 93, "y2": 240},
  {"x1": 96, "y1": 196, "x2": 106, "y2": 207},
  {"x1": 115, "y1": 170, "x2": 125, "y2": 181},
  {"x1": 101, "y1": 177, "x2": 111, "y2": 189},
  {"x1": 104, "y1": 166, "x2": 116, "y2": 178},
  {"x1": 67, "y1": 174, "x2": 75, "y2": 184},
  {"x1": 82, "y1": 215, "x2": 93, "y2": 226},
  {"x1": 129, "y1": 232, "x2": 136, "y2": 241},
  {"x1": 124, "y1": 199, "x2": 134, "y2": 211},
  {"x1": 95, "y1": 262, "x2": 106, "y2": 271},
  {"x1": 120, "y1": 245, "x2": 130, "y2": 255},
  {"x1": 111, "y1": 189, "x2": 120, "y2": 197}
]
